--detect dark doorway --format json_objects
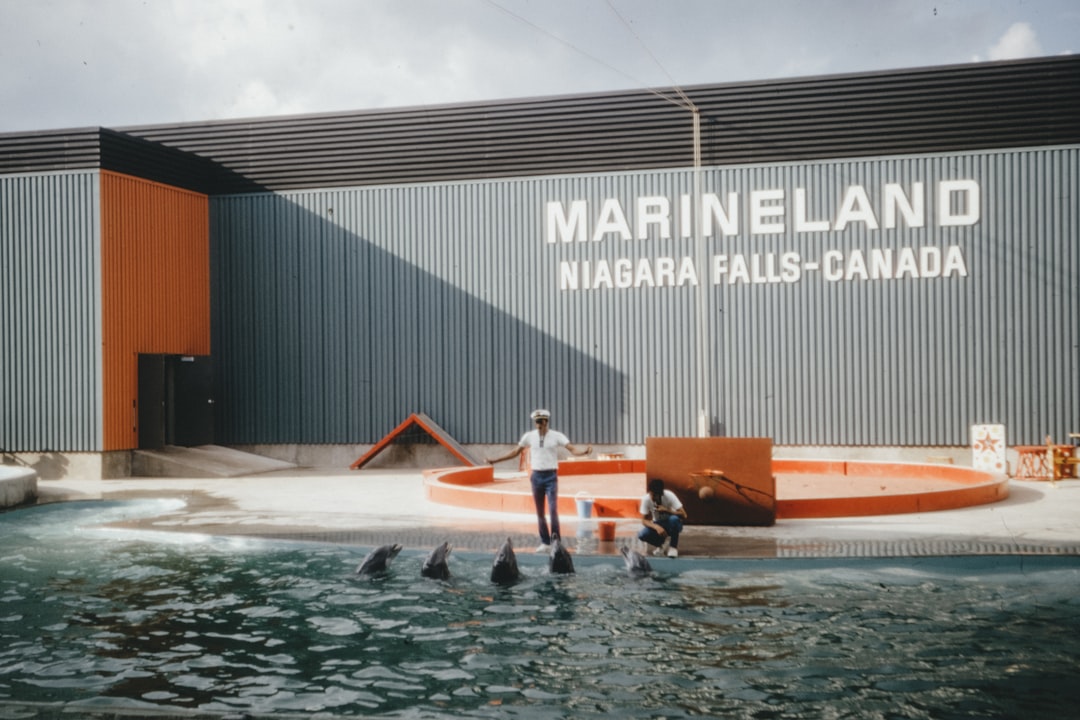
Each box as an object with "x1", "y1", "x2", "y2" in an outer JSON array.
[
  {"x1": 138, "y1": 354, "x2": 166, "y2": 449},
  {"x1": 138, "y1": 354, "x2": 214, "y2": 448},
  {"x1": 169, "y1": 355, "x2": 214, "y2": 446}
]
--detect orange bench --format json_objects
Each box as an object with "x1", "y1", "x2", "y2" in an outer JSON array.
[
  {"x1": 1015, "y1": 436, "x2": 1079, "y2": 480},
  {"x1": 1051, "y1": 434, "x2": 1079, "y2": 480}
]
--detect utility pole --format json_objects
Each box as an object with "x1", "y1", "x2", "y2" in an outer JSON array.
[{"x1": 691, "y1": 107, "x2": 710, "y2": 437}]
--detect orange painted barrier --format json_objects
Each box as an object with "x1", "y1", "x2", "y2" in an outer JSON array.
[{"x1": 423, "y1": 458, "x2": 1009, "y2": 520}]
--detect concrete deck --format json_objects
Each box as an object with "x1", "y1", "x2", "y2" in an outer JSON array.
[
  {"x1": 29, "y1": 466, "x2": 1080, "y2": 558},
  {"x1": 0, "y1": 466, "x2": 36, "y2": 507}
]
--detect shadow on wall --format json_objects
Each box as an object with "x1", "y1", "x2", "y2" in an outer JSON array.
[
  {"x1": 2, "y1": 452, "x2": 69, "y2": 481},
  {"x1": 209, "y1": 189, "x2": 629, "y2": 447}
]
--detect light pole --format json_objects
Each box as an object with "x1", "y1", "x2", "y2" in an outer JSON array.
[{"x1": 690, "y1": 107, "x2": 710, "y2": 437}]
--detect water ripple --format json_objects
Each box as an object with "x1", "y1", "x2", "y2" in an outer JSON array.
[{"x1": 1, "y1": 502, "x2": 1079, "y2": 718}]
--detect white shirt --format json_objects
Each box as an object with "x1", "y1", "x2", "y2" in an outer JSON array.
[
  {"x1": 518, "y1": 429, "x2": 570, "y2": 471},
  {"x1": 640, "y1": 490, "x2": 684, "y2": 522}
]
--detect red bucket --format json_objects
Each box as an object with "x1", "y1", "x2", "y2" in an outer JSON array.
[{"x1": 597, "y1": 521, "x2": 616, "y2": 542}]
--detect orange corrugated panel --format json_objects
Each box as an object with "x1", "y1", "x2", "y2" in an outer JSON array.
[{"x1": 100, "y1": 171, "x2": 210, "y2": 450}]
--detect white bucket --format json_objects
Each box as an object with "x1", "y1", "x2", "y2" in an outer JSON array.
[{"x1": 574, "y1": 490, "x2": 594, "y2": 518}]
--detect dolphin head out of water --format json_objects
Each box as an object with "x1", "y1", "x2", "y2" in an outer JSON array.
[
  {"x1": 619, "y1": 545, "x2": 652, "y2": 576},
  {"x1": 548, "y1": 536, "x2": 575, "y2": 574},
  {"x1": 490, "y1": 537, "x2": 521, "y2": 584},
  {"x1": 355, "y1": 543, "x2": 404, "y2": 576},
  {"x1": 421, "y1": 541, "x2": 453, "y2": 580}
]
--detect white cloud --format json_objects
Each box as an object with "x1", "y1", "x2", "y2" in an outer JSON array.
[
  {"x1": 1, "y1": 1, "x2": 1076, "y2": 133},
  {"x1": 985, "y1": 22, "x2": 1044, "y2": 61}
]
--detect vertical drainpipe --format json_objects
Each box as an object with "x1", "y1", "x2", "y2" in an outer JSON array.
[{"x1": 692, "y1": 107, "x2": 710, "y2": 438}]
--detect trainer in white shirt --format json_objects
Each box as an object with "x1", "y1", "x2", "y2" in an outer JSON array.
[{"x1": 487, "y1": 408, "x2": 591, "y2": 551}]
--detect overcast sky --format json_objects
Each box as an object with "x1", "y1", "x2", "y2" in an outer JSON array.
[{"x1": 1, "y1": 0, "x2": 1076, "y2": 134}]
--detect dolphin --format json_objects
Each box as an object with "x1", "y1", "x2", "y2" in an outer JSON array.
[
  {"x1": 421, "y1": 541, "x2": 453, "y2": 580},
  {"x1": 355, "y1": 543, "x2": 403, "y2": 576},
  {"x1": 548, "y1": 536, "x2": 575, "y2": 575},
  {"x1": 619, "y1": 545, "x2": 652, "y2": 577},
  {"x1": 490, "y1": 537, "x2": 521, "y2": 584}
]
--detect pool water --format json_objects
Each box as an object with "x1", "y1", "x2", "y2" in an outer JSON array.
[{"x1": 2, "y1": 501, "x2": 1079, "y2": 719}]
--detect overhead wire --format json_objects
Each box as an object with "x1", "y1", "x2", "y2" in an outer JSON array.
[
  {"x1": 482, "y1": 0, "x2": 695, "y2": 112},
  {"x1": 483, "y1": 0, "x2": 707, "y2": 433},
  {"x1": 601, "y1": 0, "x2": 697, "y2": 112}
]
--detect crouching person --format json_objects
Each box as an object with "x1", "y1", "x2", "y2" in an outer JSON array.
[{"x1": 638, "y1": 478, "x2": 687, "y2": 558}]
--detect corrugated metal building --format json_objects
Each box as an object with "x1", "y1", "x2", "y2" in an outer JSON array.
[{"x1": 1, "y1": 56, "x2": 1078, "y2": 467}]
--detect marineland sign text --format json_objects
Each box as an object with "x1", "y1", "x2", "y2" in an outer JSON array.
[{"x1": 547, "y1": 180, "x2": 977, "y2": 290}]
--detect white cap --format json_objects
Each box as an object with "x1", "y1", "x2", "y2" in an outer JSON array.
[{"x1": 531, "y1": 408, "x2": 551, "y2": 421}]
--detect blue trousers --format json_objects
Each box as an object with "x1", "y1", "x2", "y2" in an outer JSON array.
[
  {"x1": 637, "y1": 513, "x2": 683, "y2": 549},
  {"x1": 530, "y1": 469, "x2": 560, "y2": 544}
]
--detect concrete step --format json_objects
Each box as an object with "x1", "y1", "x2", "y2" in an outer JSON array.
[
  {"x1": 131, "y1": 445, "x2": 298, "y2": 478},
  {"x1": 0, "y1": 466, "x2": 37, "y2": 508}
]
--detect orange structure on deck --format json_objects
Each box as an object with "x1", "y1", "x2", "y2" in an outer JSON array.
[
  {"x1": 1015, "y1": 442, "x2": 1079, "y2": 481},
  {"x1": 351, "y1": 413, "x2": 482, "y2": 470},
  {"x1": 422, "y1": 458, "x2": 1009, "y2": 520}
]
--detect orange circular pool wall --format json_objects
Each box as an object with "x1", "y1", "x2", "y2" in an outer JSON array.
[{"x1": 422, "y1": 458, "x2": 1009, "y2": 520}]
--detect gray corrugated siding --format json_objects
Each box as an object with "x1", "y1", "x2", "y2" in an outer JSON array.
[
  {"x1": 4, "y1": 57, "x2": 1077, "y2": 452},
  {"x1": 211, "y1": 146, "x2": 1079, "y2": 447},
  {"x1": 714, "y1": 150, "x2": 1079, "y2": 445},
  {"x1": 128, "y1": 56, "x2": 1080, "y2": 193},
  {"x1": 0, "y1": 172, "x2": 102, "y2": 451},
  {"x1": 0, "y1": 129, "x2": 253, "y2": 195}
]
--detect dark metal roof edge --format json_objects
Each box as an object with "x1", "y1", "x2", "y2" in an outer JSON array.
[
  {"x1": 4, "y1": 55, "x2": 1077, "y2": 194},
  {"x1": 0, "y1": 127, "x2": 265, "y2": 194},
  {"x1": 116, "y1": 55, "x2": 1078, "y2": 135},
  {"x1": 0, "y1": 126, "x2": 106, "y2": 140}
]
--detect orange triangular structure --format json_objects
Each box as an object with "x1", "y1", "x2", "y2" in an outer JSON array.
[{"x1": 350, "y1": 412, "x2": 482, "y2": 470}]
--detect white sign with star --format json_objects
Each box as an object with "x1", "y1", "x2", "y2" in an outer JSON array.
[{"x1": 971, "y1": 424, "x2": 1006, "y2": 474}]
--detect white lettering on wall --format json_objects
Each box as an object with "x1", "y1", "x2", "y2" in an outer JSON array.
[
  {"x1": 562, "y1": 246, "x2": 967, "y2": 290},
  {"x1": 545, "y1": 180, "x2": 978, "y2": 243},
  {"x1": 547, "y1": 178, "x2": 978, "y2": 291},
  {"x1": 750, "y1": 189, "x2": 786, "y2": 234},
  {"x1": 938, "y1": 179, "x2": 980, "y2": 226},
  {"x1": 560, "y1": 257, "x2": 698, "y2": 290},
  {"x1": 635, "y1": 196, "x2": 671, "y2": 240},
  {"x1": 884, "y1": 182, "x2": 924, "y2": 228},
  {"x1": 834, "y1": 185, "x2": 879, "y2": 231},
  {"x1": 592, "y1": 198, "x2": 633, "y2": 241},
  {"x1": 795, "y1": 189, "x2": 830, "y2": 233},
  {"x1": 702, "y1": 192, "x2": 739, "y2": 237},
  {"x1": 546, "y1": 199, "x2": 588, "y2": 243}
]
